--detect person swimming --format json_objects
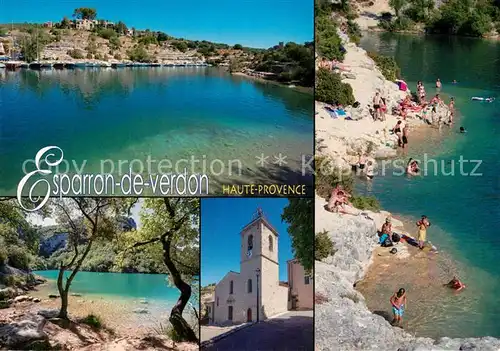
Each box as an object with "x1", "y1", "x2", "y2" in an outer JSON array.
[
  {"x1": 445, "y1": 276, "x2": 466, "y2": 291},
  {"x1": 452, "y1": 80, "x2": 457, "y2": 84},
  {"x1": 406, "y1": 158, "x2": 419, "y2": 175},
  {"x1": 390, "y1": 288, "x2": 407, "y2": 327},
  {"x1": 460, "y1": 126, "x2": 467, "y2": 133}
]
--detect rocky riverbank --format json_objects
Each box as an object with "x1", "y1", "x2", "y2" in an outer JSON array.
[
  {"x1": 0, "y1": 275, "x2": 197, "y2": 350},
  {"x1": 316, "y1": 29, "x2": 451, "y2": 170},
  {"x1": 314, "y1": 195, "x2": 500, "y2": 350}
]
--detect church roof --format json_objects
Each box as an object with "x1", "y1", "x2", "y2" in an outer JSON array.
[{"x1": 241, "y1": 211, "x2": 279, "y2": 237}]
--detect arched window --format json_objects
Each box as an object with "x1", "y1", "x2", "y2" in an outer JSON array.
[
  {"x1": 269, "y1": 235, "x2": 273, "y2": 252},
  {"x1": 230, "y1": 280, "x2": 234, "y2": 294},
  {"x1": 247, "y1": 278, "x2": 252, "y2": 293},
  {"x1": 248, "y1": 234, "x2": 253, "y2": 251}
]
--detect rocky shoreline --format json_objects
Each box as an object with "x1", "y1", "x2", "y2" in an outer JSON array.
[
  {"x1": 314, "y1": 26, "x2": 500, "y2": 350},
  {"x1": 316, "y1": 29, "x2": 451, "y2": 171}
]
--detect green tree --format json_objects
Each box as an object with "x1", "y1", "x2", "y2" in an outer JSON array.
[
  {"x1": 20, "y1": 29, "x2": 51, "y2": 62},
  {"x1": 60, "y1": 16, "x2": 71, "y2": 29},
  {"x1": 233, "y1": 43, "x2": 243, "y2": 50},
  {"x1": 109, "y1": 36, "x2": 121, "y2": 50},
  {"x1": 115, "y1": 21, "x2": 128, "y2": 35},
  {"x1": 281, "y1": 198, "x2": 314, "y2": 272},
  {"x1": 229, "y1": 58, "x2": 243, "y2": 73},
  {"x1": 118, "y1": 198, "x2": 199, "y2": 342},
  {"x1": 172, "y1": 41, "x2": 189, "y2": 52},
  {"x1": 50, "y1": 198, "x2": 131, "y2": 320},
  {"x1": 127, "y1": 44, "x2": 150, "y2": 62},
  {"x1": 315, "y1": 14, "x2": 345, "y2": 61},
  {"x1": 315, "y1": 68, "x2": 355, "y2": 105},
  {"x1": 406, "y1": 0, "x2": 435, "y2": 22},
  {"x1": 73, "y1": 7, "x2": 97, "y2": 20},
  {"x1": 390, "y1": 0, "x2": 408, "y2": 18}
]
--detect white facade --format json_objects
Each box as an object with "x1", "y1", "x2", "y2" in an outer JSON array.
[{"x1": 212, "y1": 212, "x2": 288, "y2": 325}]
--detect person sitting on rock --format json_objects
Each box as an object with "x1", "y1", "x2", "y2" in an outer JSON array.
[
  {"x1": 381, "y1": 217, "x2": 392, "y2": 236},
  {"x1": 327, "y1": 186, "x2": 352, "y2": 213}
]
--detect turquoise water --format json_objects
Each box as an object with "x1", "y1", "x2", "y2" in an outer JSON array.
[
  {"x1": 0, "y1": 68, "x2": 313, "y2": 194},
  {"x1": 34, "y1": 270, "x2": 198, "y2": 327},
  {"x1": 34, "y1": 270, "x2": 186, "y2": 301},
  {"x1": 358, "y1": 33, "x2": 500, "y2": 338}
]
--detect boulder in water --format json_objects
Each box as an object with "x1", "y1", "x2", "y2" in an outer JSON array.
[{"x1": 133, "y1": 308, "x2": 149, "y2": 314}]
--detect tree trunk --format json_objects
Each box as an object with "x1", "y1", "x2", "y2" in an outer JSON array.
[
  {"x1": 162, "y1": 235, "x2": 198, "y2": 343},
  {"x1": 57, "y1": 265, "x2": 68, "y2": 319}
]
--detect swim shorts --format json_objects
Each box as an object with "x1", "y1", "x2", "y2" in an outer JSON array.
[{"x1": 392, "y1": 305, "x2": 404, "y2": 317}]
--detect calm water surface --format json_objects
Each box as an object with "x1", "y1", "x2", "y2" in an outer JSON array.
[
  {"x1": 357, "y1": 33, "x2": 500, "y2": 338},
  {"x1": 0, "y1": 67, "x2": 313, "y2": 194}
]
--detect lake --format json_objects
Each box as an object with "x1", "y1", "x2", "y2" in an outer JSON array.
[
  {"x1": 357, "y1": 33, "x2": 500, "y2": 339},
  {"x1": 0, "y1": 67, "x2": 313, "y2": 195},
  {"x1": 33, "y1": 270, "x2": 198, "y2": 330}
]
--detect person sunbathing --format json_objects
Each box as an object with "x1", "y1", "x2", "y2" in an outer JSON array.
[{"x1": 327, "y1": 186, "x2": 352, "y2": 212}]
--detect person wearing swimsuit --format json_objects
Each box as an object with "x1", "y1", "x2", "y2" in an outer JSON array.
[
  {"x1": 373, "y1": 92, "x2": 381, "y2": 120},
  {"x1": 366, "y1": 161, "x2": 375, "y2": 180},
  {"x1": 390, "y1": 288, "x2": 407, "y2": 327},
  {"x1": 416, "y1": 215, "x2": 431, "y2": 249},
  {"x1": 393, "y1": 121, "x2": 403, "y2": 147},
  {"x1": 402, "y1": 125, "x2": 409, "y2": 149}
]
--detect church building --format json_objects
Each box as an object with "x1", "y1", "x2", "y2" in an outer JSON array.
[{"x1": 207, "y1": 208, "x2": 312, "y2": 325}]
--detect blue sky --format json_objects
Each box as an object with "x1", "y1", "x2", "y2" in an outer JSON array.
[
  {"x1": 201, "y1": 198, "x2": 293, "y2": 286},
  {"x1": 1, "y1": 0, "x2": 313, "y2": 48}
]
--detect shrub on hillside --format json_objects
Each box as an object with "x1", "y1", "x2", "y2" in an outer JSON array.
[
  {"x1": 81, "y1": 314, "x2": 103, "y2": 329},
  {"x1": 315, "y1": 230, "x2": 336, "y2": 260},
  {"x1": 97, "y1": 28, "x2": 117, "y2": 40},
  {"x1": 367, "y1": 52, "x2": 401, "y2": 81},
  {"x1": 316, "y1": 14, "x2": 345, "y2": 61},
  {"x1": 350, "y1": 195, "x2": 381, "y2": 211},
  {"x1": 347, "y1": 20, "x2": 362, "y2": 44},
  {"x1": 0, "y1": 246, "x2": 7, "y2": 266},
  {"x1": 7, "y1": 246, "x2": 30, "y2": 270},
  {"x1": 316, "y1": 68, "x2": 355, "y2": 106},
  {"x1": 315, "y1": 155, "x2": 355, "y2": 199},
  {"x1": 127, "y1": 44, "x2": 150, "y2": 62},
  {"x1": 378, "y1": 17, "x2": 414, "y2": 32}
]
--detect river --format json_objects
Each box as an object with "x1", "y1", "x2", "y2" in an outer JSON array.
[{"x1": 356, "y1": 33, "x2": 500, "y2": 339}]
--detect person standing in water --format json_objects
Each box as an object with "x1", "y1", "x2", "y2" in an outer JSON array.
[
  {"x1": 416, "y1": 215, "x2": 431, "y2": 249},
  {"x1": 402, "y1": 124, "x2": 409, "y2": 149},
  {"x1": 436, "y1": 78, "x2": 442, "y2": 89},
  {"x1": 366, "y1": 161, "x2": 375, "y2": 180},
  {"x1": 390, "y1": 288, "x2": 407, "y2": 327},
  {"x1": 393, "y1": 120, "x2": 403, "y2": 147},
  {"x1": 449, "y1": 97, "x2": 455, "y2": 124}
]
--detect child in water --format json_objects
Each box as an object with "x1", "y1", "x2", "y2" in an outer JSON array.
[
  {"x1": 460, "y1": 126, "x2": 467, "y2": 133},
  {"x1": 390, "y1": 288, "x2": 407, "y2": 327}
]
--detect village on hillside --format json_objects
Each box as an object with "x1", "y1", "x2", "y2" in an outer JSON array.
[{"x1": 0, "y1": 7, "x2": 314, "y2": 87}]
